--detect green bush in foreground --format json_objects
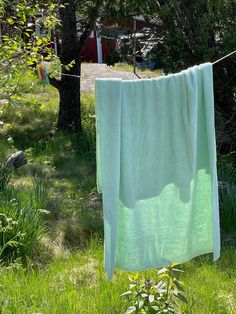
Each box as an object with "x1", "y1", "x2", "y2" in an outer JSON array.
[{"x1": 122, "y1": 264, "x2": 187, "y2": 314}]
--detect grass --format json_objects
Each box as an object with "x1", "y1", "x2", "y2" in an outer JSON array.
[
  {"x1": 0, "y1": 67, "x2": 236, "y2": 313},
  {"x1": 112, "y1": 63, "x2": 164, "y2": 78},
  {"x1": 1, "y1": 239, "x2": 236, "y2": 313},
  {"x1": 0, "y1": 238, "x2": 127, "y2": 314}
]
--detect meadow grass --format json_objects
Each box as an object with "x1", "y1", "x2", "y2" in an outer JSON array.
[
  {"x1": 1, "y1": 238, "x2": 236, "y2": 313},
  {"x1": 0, "y1": 69, "x2": 236, "y2": 313},
  {"x1": 112, "y1": 63, "x2": 164, "y2": 78}
]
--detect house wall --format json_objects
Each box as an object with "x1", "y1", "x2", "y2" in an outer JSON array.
[
  {"x1": 101, "y1": 37, "x2": 116, "y2": 64},
  {"x1": 81, "y1": 31, "x2": 116, "y2": 64},
  {"x1": 81, "y1": 31, "x2": 98, "y2": 63}
]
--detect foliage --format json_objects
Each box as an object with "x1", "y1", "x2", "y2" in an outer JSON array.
[
  {"x1": 0, "y1": 213, "x2": 23, "y2": 260},
  {"x1": 215, "y1": 111, "x2": 236, "y2": 153},
  {"x1": 218, "y1": 156, "x2": 236, "y2": 233},
  {"x1": 148, "y1": 1, "x2": 236, "y2": 71},
  {"x1": 0, "y1": 0, "x2": 59, "y2": 106},
  {"x1": 121, "y1": 265, "x2": 187, "y2": 314},
  {"x1": 147, "y1": 0, "x2": 236, "y2": 140}
]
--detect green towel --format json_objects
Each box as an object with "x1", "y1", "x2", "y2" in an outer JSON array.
[{"x1": 95, "y1": 63, "x2": 220, "y2": 280}]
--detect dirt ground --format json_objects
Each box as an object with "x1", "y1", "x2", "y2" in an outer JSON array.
[{"x1": 80, "y1": 63, "x2": 138, "y2": 91}]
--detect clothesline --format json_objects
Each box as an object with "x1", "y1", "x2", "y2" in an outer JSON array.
[
  {"x1": 212, "y1": 49, "x2": 236, "y2": 65},
  {"x1": 43, "y1": 49, "x2": 236, "y2": 80}
]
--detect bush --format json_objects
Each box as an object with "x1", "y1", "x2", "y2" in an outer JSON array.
[{"x1": 121, "y1": 264, "x2": 187, "y2": 314}]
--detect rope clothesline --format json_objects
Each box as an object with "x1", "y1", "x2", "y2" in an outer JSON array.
[
  {"x1": 48, "y1": 49, "x2": 236, "y2": 80},
  {"x1": 212, "y1": 49, "x2": 236, "y2": 65}
]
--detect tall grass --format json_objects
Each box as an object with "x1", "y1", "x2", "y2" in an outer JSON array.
[
  {"x1": 0, "y1": 163, "x2": 12, "y2": 191},
  {"x1": 0, "y1": 178, "x2": 49, "y2": 264},
  {"x1": 1, "y1": 238, "x2": 236, "y2": 314}
]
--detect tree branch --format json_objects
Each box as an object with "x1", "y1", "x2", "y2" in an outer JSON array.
[
  {"x1": 48, "y1": 75, "x2": 61, "y2": 90},
  {"x1": 78, "y1": 0, "x2": 103, "y2": 53}
]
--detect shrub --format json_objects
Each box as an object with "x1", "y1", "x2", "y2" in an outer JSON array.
[{"x1": 121, "y1": 264, "x2": 187, "y2": 314}]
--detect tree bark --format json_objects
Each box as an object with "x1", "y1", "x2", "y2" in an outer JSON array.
[
  {"x1": 49, "y1": 0, "x2": 103, "y2": 133},
  {"x1": 57, "y1": 0, "x2": 82, "y2": 133},
  {"x1": 57, "y1": 62, "x2": 82, "y2": 132}
]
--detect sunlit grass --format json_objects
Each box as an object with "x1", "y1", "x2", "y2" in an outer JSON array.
[
  {"x1": 1, "y1": 68, "x2": 236, "y2": 313},
  {"x1": 112, "y1": 62, "x2": 164, "y2": 78},
  {"x1": 1, "y1": 238, "x2": 236, "y2": 313}
]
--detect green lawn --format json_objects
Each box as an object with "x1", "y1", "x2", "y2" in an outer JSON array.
[
  {"x1": 112, "y1": 63, "x2": 164, "y2": 78},
  {"x1": 0, "y1": 70, "x2": 236, "y2": 313},
  {"x1": 1, "y1": 241, "x2": 236, "y2": 313}
]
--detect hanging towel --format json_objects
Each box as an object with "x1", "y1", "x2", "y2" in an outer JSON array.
[{"x1": 95, "y1": 63, "x2": 220, "y2": 280}]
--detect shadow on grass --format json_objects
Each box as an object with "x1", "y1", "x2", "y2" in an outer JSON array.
[{"x1": 0, "y1": 92, "x2": 103, "y2": 254}]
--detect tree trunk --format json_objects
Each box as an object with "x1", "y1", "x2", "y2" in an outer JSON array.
[
  {"x1": 57, "y1": 62, "x2": 82, "y2": 132},
  {"x1": 57, "y1": 0, "x2": 82, "y2": 133},
  {"x1": 49, "y1": 0, "x2": 102, "y2": 133}
]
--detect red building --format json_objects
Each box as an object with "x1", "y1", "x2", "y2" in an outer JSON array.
[
  {"x1": 81, "y1": 30, "x2": 116, "y2": 64},
  {"x1": 81, "y1": 17, "x2": 163, "y2": 65}
]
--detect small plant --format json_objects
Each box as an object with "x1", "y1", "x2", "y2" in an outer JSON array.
[
  {"x1": 121, "y1": 264, "x2": 187, "y2": 314},
  {"x1": 0, "y1": 213, "x2": 23, "y2": 260}
]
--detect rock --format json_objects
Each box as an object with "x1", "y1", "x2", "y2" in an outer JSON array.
[{"x1": 5, "y1": 151, "x2": 27, "y2": 169}]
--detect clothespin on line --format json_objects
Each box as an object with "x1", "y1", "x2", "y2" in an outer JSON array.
[
  {"x1": 37, "y1": 64, "x2": 49, "y2": 84},
  {"x1": 36, "y1": 64, "x2": 92, "y2": 83}
]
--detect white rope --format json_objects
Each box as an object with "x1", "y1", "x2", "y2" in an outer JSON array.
[
  {"x1": 49, "y1": 49, "x2": 236, "y2": 79},
  {"x1": 53, "y1": 71, "x2": 89, "y2": 79},
  {"x1": 212, "y1": 49, "x2": 236, "y2": 65}
]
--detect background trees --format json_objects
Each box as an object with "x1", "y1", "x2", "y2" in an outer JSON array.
[
  {"x1": 0, "y1": 0, "x2": 58, "y2": 107},
  {"x1": 132, "y1": 0, "x2": 236, "y2": 152},
  {"x1": 1, "y1": 0, "x2": 235, "y2": 140},
  {"x1": 48, "y1": 0, "x2": 144, "y2": 133}
]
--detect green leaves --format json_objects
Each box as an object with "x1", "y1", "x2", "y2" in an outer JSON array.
[
  {"x1": 121, "y1": 264, "x2": 188, "y2": 314},
  {"x1": 121, "y1": 290, "x2": 133, "y2": 297},
  {"x1": 7, "y1": 17, "x2": 14, "y2": 25},
  {"x1": 174, "y1": 292, "x2": 188, "y2": 304},
  {"x1": 0, "y1": 0, "x2": 58, "y2": 103},
  {"x1": 36, "y1": 38, "x2": 43, "y2": 46},
  {"x1": 126, "y1": 306, "x2": 136, "y2": 314}
]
